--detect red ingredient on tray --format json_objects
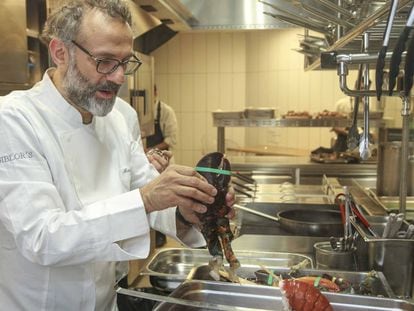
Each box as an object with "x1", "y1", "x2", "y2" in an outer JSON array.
[{"x1": 279, "y1": 279, "x2": 333, "y2": 311}]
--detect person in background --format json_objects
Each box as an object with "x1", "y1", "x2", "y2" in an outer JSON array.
[
  {"x1": 145, "y1": 84, "x2": 179, "y2": 247},
  {"x1": 0, "y1": 1, "x2": 235, "y2": 310},
  {"x1": 145, "y1": 84, "x2": 178, "y2": 156}
]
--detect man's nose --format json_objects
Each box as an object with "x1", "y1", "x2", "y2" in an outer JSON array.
[{"x1": 106, "y1": 66, "x2": 126, "y2": 85}]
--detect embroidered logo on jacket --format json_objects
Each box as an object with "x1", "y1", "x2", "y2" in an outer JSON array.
[{"x1": 0, "y1": 151, "x2": 33, "y2": 164}]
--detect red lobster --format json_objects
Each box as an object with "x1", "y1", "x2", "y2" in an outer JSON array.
[
  {"x1": 195, "y1": 152, "x2": 240, "y2": 280},
  {"x1": 279, "y1": 279, "x2": 333, "y2": 311}
]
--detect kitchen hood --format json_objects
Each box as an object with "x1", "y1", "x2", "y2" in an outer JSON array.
[
  {"x1": 128, "y1": 0, "x2": 178, "y2": 54},
  {"x1": 131, "y1": 0, "x2": 291, "y2": 54},
  {"x1": 131, "y1": 0, "x2": 414, "y2": 70},
  {"x1": 133, "y1": 0, "x2": 290, "y2": 31}
]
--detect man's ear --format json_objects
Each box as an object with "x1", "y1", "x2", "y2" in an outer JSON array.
[{"x1": 49, "y1": 38, "x2": 69, "y2": 66}]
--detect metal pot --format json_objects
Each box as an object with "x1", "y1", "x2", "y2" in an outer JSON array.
[
  {"x1": 376, "y1": 141, "x2": 414, "y2": 196},
  {"x1": 233, "y1": 204, "x2": 343, "y2": 237}
]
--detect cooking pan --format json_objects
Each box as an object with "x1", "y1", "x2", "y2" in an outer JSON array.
[{"x1": 234, "y1": 204, "x2": 343, "y2": 237}]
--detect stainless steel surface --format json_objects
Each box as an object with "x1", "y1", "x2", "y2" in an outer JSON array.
[
  {"x1": 154, "y1": 280, "x2": 414, "y2": 311},
  {"x1": 129, "y1": 1, "x2": 414, "y2": 71},
  {"x1": 214, "y1": 116, "x2": 390, "y2": 155},
  {"x1": 141, "y1": 248, "x2": 312, "y2": 291},
  {"x1": 314, "y1": 241, "x2": 356, "y2": 271},
  {"x1": 352, "y1": 216, "x2": 414, "y2": 298},
  {"x1": 187, "y1": 265, "x2": 395, "y2": 298},
  {"x1": 213, "y1": 116, "x2": 390, "y2": 128},
  {"x1": 117, "y1": 287, "x2": 267, "y2": 311},
  {"x1": 377, "y1": 142, "x2": 414, "y2": 197},
  {"x1": 134, "y1": 0, "x2": 291, "y2": 31},
  {"x1": 399, "y1": 96, "x2": 411, "y2": 215},
  {"x1": 303, "y1": 0, "x2": 413, "y2": 70},
  {"x1": 232, "y1": 234, "x2": 327, "y2": 256}
]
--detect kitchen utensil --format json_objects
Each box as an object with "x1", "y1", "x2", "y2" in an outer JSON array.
[
  {"x1": 314, "y1": 241, "x2": 356, "y2": 271},
  {"x1": 388, "y1": 4, "x2": 414, "y2": 95},
  {"x1": 347, "y1": 63, "x2": 363, "y2": 150},
  {"x1": 232, "y1": 180, "x2": 253, "y2": 192},
  {"x1": 234, "y1": 187, "x2": 253, "y2": 198},
  {"x1": 300, "y1": 0, "x2": 355, "y2": 28},
  {"x1": 350, "y1": 202, "x2": 379, "y2": 237},
  {"x1": 232, "y1": 172, "x2": 255, "y2": 184},
  {"x1": 233, "y1": 204, "x2": 343, "y2": 237},
  {"x1": 263, "y1": 11, "x2": 329, "y2": 35},
  {"x1": 404, "y1": 32, "x2": 414, "y2": 96},
  {"x1": 382, "y1": 213, "x2": 405, "y2": 238},
  {"x1": 376, "y1": 0, "x2": 399, "y2": 101},
  {"x1": 233, "y1": 204, "x2": 280, "y2": 222},
  {"x1": 359, "y1": 34, "x2": 372, "y2": 161}
]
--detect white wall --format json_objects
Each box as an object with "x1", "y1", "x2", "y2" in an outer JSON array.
[{"x1": 152, "y1": 28, "x2": 401, "y2": 166}]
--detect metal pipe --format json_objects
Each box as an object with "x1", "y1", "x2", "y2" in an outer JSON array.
[
  {"x1": 301, "y1": 1, "x2": 355, "y2": 28},
  {"x1": 336, "y1": 52, "x2": 406, "y2": 97},
  {"x1": 399, "y1": 95, "x2": 411, "y2": 216},
  {"x1": 319, "y1": 0, "x2": 353, "y2": 19},
  {"x1": 217, "y1": 127, "x2": 225, "y2": 153},
  {"x1": 335, "y1": 0, "x2": 344, "y2": 40}
]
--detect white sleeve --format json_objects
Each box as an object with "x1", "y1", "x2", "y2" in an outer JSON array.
[{"x1": 0, "y1": 107, "x2": 151, "y2": 266}]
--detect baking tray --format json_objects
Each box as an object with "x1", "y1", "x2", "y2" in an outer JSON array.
[
  {"x1": 153, "y1": 280, "x2": 414, "y2": 311},
  {"x1": 140, "y1": 248, "x2": 312, "y2": 292},
  {"x1": 187, "y1": 265, "x2": 395, "y2": 298}
]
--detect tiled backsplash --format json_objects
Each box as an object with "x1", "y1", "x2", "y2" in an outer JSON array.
[{"x1": 152, "y1": 28, "x2": 399, "y2": 166}]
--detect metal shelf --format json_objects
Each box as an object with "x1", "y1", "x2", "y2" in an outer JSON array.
[
  {"x1": 213, "y1": 117, "x2": 390, "y2": 128},
  {"x1": 214, "y1": 117, "x2": 391, "y2": 153}
]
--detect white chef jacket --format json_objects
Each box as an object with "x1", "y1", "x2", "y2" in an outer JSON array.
[{"x1": 0, "y1": 69, "x2": 205, "y2": 311}]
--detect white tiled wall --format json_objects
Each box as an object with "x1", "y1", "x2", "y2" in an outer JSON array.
[{"x1": 152, "y1": 28, "x2": 400, "y2": 166}]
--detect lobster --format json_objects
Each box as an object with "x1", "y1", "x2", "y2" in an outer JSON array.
[
  {"x1": 279, "y1": 279, "x2": 333, "y2": 311},
  {"x1": 195, "y1": 152, "x2": 240, "y2": 280}
]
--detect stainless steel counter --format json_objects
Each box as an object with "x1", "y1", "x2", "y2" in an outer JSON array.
[{"x1": 229, "y1": 155, "x2": 377, "y2": 186}]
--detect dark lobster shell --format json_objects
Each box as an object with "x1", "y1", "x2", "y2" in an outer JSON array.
[{"x1": 195, "y1": 152, "x2": 239, "y2": 269}]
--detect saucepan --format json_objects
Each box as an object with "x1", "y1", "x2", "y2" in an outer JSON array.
[{"x1": 233, "y1": 204, "x2": 343, "y2": 237}]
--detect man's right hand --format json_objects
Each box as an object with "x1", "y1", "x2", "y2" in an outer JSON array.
[{"x1": 139, "y1": 165, "x2": 217, "y2": 214}]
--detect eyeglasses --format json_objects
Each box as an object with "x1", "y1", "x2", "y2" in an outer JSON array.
[{"x1": 71, "y1": 40, "x2": 142, "y2": 75}]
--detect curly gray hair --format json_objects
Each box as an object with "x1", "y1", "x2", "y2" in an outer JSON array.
[{"x1": 40, "y1": 0, "x2": 132, "y2": 45}]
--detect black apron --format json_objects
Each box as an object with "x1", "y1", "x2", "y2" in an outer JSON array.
[{"x1": 146, "y1": 101, "x2": 165, "y2": 149}]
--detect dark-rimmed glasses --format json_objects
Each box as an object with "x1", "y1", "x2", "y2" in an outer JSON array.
[{"x1": 71, "y1": 40, "x2": 142, "y2": 75}]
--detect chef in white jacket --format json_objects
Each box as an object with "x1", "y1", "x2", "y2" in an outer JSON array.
[{"x1": 0, "y1": 0, "x2": 235, "y2": 310}]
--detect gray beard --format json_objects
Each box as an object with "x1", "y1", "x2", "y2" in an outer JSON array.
[{"x1": 63, "y1": 58, "x2": 119, "y2": 117}]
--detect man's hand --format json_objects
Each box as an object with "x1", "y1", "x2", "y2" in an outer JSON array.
[
  {"x1": 140, "y1": 164, "x2": 217, "y2": 214},
  {"x1": 177, "y1": 185, "x2": 236, "y2": 226},
  {"x1": 146, "y1": 148, "x2": 172, "y2": 173}
]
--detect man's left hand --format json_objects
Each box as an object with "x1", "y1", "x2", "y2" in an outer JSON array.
[
  {"x1": 146, "y1": 148, "x2": 172, "y2": 173},
  {"x1": 177, "y1": 185, "x2": 236, "y2": 226}
]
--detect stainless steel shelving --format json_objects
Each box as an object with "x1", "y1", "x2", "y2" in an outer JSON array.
[{"x1": 214, "y1": 117, "x2": 391, "y2": 153}]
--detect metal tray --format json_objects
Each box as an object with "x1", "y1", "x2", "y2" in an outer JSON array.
[
  {"x1": 140, "y1": 248, "x2": 312, "y2": 292},
  {"x1": 351, "y1": 216, "x2": 414, "y2": 298},
  {"x1": 154, "y1": 280, "x2": 414, "y2": 311},
  {"x1": 187, "y1": 265, "x2": 395, "y2": 298}
]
